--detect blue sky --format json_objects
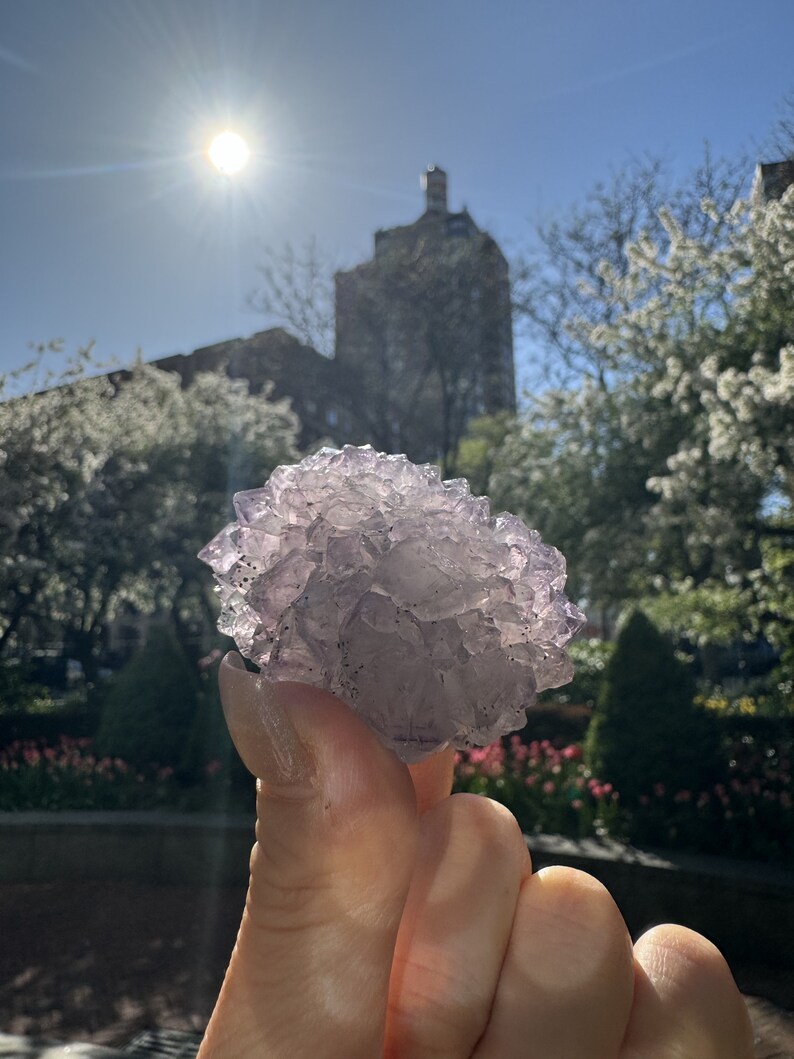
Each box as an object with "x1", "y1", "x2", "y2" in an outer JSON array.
[{"x1": 2, "y1": 0, "x2": 793, "y2": 388}]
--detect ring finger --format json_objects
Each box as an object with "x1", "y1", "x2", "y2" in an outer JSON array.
[{"x1": 473, "y1": 866, "x2": 635, "y2": 1059}]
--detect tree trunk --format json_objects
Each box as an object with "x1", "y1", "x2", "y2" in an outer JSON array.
[
  {"x1": 68, "y1": 628, "x2": 100, "y2": 687},
  {"x1": 0, "y1": 593, "x2": 33, "y2": 657}
]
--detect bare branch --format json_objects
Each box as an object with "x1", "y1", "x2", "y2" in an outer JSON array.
[{"x1": 249, "y1": 238, "x2": 336, "y2": 356}]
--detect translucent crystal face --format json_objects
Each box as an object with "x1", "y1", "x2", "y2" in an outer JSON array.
[{"x1": 199, "y1": 445, "x2": 585, "y2": 763}]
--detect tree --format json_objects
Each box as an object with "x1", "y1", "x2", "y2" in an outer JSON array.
[
  {"x1": 767, "y1": 89, "x2": 794, "y2": 159},
  {"x1": 0, "y1": 348, "x2": 160, "y2": 677},
  {"x1": 146, "y1": 368, "x2": 299, "y2": 655},
  {"x1": 591, "y1": 185, "x2": 794, "y2": 649},
  {"x1": 513, "y1": 150, "x2": 748, "y2": 386},
  {"x1": 490, "y1": 380, "x2": 670, "y2": 614},
  {"x1": 249, "y1": 238, "x2": 336, "y2": 357},
  {"x1": 494, "y1": 152, "x2": 793, "y2": 654},
  {"x1": 451, "y1": 412, "x2": 515, "y2": 496},
  {"x1": 0, "y1": 351, "x2": 299, "y2": 679}
]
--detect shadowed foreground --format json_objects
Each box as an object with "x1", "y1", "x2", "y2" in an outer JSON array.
[
  {"x1": 0, "y1": 881, "x2": 791, "y2": 1057},
  {"x1": 0, "y1": 882, "x2": 240, "y2": 1047}
]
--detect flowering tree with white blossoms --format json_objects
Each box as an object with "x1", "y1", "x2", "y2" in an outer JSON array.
[
  {"x1": 495, "y1": 168, "x2": 794, "y2": 657},
  {"x1": 0, "y1": 350, "x2": 298, "y2": 681},
  {"x1": 605, "y1": 188, "x2": 794, "y2": 649}
]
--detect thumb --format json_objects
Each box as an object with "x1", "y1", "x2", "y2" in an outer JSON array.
[{"x1": 198, "y1": 652, "x2": 420, "y2": 1059}]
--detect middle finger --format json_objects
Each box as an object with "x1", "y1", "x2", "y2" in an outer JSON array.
[{"x1": 384, "y1": 793, "x2": 530, "y2": 1059}]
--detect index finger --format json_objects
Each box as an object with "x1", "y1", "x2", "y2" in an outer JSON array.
[{"x1": 408, "y1": 746, "x2": 456, "y2": 813}]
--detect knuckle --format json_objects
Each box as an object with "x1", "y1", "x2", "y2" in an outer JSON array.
[
  {"x1": 445, "y1": 793, "x2": 529, "y2": 870},
  {"x1": 637, "y1": 923, "x2": 739, "y2": 990},
  {"x1": 530, "y1": 866, "x2": 634, "y2": 980},
  {"x1": 633, "y1": 925, "x2": 754, "y2": 1056},
  {"x1": 536, "y1": 865, "x2": 626, "y2": 934},
  {"x1": 452, "y1": 791, "x2": 521, "y2": 837}
]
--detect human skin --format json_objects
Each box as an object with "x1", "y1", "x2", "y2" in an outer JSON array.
[{"x1": 197, "y1": 652, "x2": 754, "y2": 1059}]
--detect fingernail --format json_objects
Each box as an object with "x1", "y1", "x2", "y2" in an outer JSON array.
[{"x1": 219, "y1": 651, "x2": 316, "y2": 788}]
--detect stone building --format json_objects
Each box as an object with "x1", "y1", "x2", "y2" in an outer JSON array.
[
  {"x1": 155, "y1": 166, "x2": 516, "y2": 465},
  {"x1": 752, "y1": 158, "x2": 794, "y2": 205},
  {"x1": 152, "y1": 327, "x2": 345, "y2": 450},
  {"x1": 334, "y1": 165, "x2": 515, "y2": 465}
]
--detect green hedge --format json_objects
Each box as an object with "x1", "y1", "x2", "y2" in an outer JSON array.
[
  {"x1": 585, "y1": 612, "x2": 721, "y2": 806},
  {"x1": 518, "y1": 703, "x2": 592, "y2": 745},
  {"x1": 95, "y1": 626, "x2": 199, "y2": 769},
  {"x1": 717, "y1": 713, "x2": 794, "y2": 745},
  {"x1": 0, "y1": 709, "x2": 99, "y2": 746}
]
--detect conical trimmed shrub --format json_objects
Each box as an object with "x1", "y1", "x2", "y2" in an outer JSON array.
[
  {"x1": 96, "y1": 626, "x2": 199, "y2": 769},
  {"x1": 584, "y1": 611, "x2": 719, "y2": 804}
]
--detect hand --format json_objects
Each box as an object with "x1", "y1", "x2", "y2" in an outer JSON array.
[{"x1": 197, "y1": 652, "x2": 754, "y2": 1059}]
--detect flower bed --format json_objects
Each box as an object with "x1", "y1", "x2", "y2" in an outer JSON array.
[
  {"x1": 630, "y1": 731, "x2": 793, "y2": 862},
  {"x1": 455, "y1": 730, "x2": 793, "y2": 864},
  {"x1": 0, "y1": 736, "x2": 248, "y2": 812},
  {"x1": 2, "y1": 728, "x2": 791, "y2": 864},
  {"x1": 454, "y1": 736, "x2": 622, "y2": 840}
]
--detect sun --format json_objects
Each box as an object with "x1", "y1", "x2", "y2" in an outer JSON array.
[{"x1": 207, "y1": 130, "x2": 250, "y2": 175}]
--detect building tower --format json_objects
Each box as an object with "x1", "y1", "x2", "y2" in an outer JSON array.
[
  {"x1": 334, "y1": 165, "x2": 515, "y2": 468},
  {"x1": 422, "y1": 164, "x2": 448, "y2": 213}
]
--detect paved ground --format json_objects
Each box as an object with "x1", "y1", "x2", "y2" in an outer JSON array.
[
  {"x1": 0, "y1": 882, "x2": 234, "y2": 1047},
  {"x1": 0, "y1": 881, "x2": 792, "y2": 1056}
]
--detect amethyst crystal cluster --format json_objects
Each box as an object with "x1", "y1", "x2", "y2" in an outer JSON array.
[{"x1": 200, "y1": 445, "x2": 584, "y2": 763}]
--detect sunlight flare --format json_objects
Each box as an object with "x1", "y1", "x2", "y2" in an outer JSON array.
[{"x1": 207, "y1": 130, "x2": 250, "y2": 175}]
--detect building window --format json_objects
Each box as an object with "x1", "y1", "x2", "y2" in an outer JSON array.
[
  {"x1": 447, "y1": 215, "x2": 472, "y2": 238},
  {"x1": 326, "y1": 407, "x2": 338, "y2": 427}
]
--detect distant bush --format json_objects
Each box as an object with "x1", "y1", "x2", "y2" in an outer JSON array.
[
  {"x1": 95, "y1": 626, "x2": 198, "y2": 769},
  {"x1": 585, "y1": 612, "x2": 720, "y2": 808},
  {"x1": 0, "y1": 662, "x2": 56, "y2": 715},
  {"x1": 629, "y1": 728, "x2": 793, "y2": 862},
  {"x1": 545, "y1": 638, "x2": 615, "y2": 707},
  {"x1": 714, "y1": 713, "x2": 794, "y2": 747},
  {"x1": 182, "y1": 650, "x2": 248, "y2": 789},
  {"x1": 0, "y1": 709, "x2": 98, "y2": 747},
  {"x1": 519, "y1": 703, "x2": 592, "y2": 745},
  {"x1": 697, "y1": 681, "x2": 794, "y2": 721}
]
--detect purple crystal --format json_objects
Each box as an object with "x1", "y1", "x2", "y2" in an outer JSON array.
[{"x1": 199, "y1": 445, "x2": 585, "y2": 763}]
